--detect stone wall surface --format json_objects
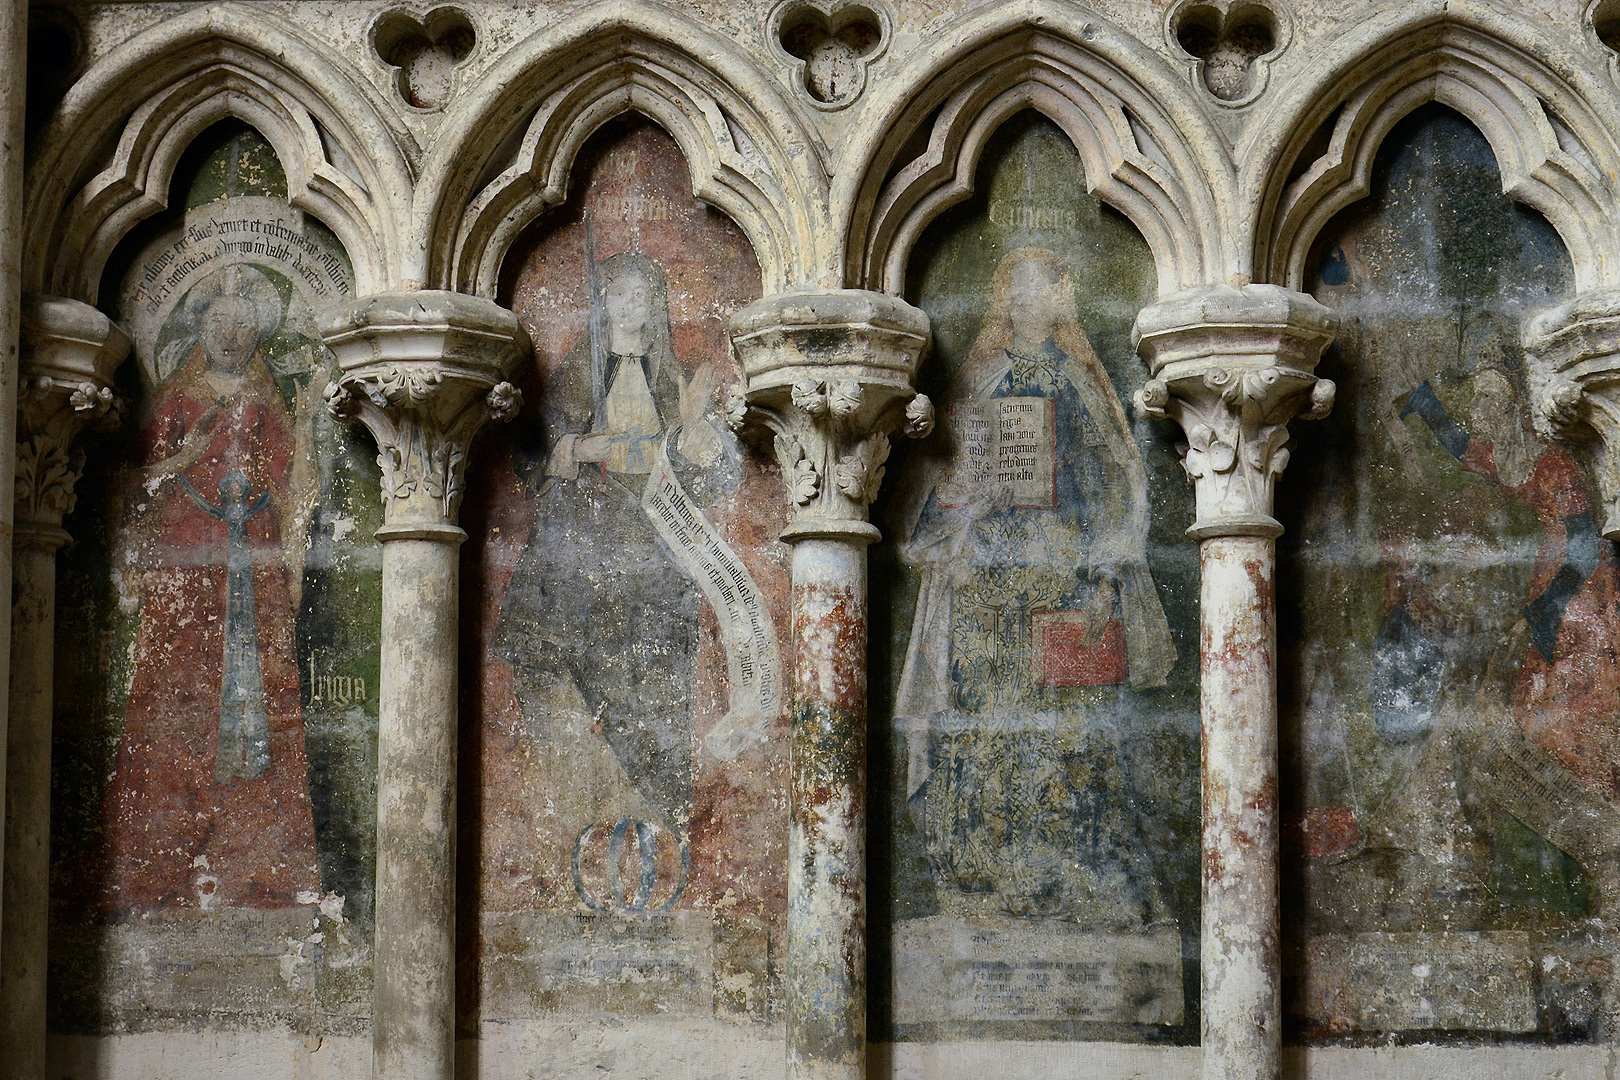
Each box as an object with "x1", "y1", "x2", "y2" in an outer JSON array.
[{"x1": 9, "y1": 0, "x2": 1620, "y2": 1078}]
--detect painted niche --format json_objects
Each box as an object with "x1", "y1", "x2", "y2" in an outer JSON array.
[
  {"x1": 1284, "y1": 103, "x2": 1611, "y2": 1041},
  {"x1": 872, "y1": 111, "x2": 1201, "y2": 1043},
  {"x1": 468, "y1": 114, "x2": 791, "y2": 1027},
  {"x1": 52, "y1": 122, "x2": 379, "y2": 1032}
]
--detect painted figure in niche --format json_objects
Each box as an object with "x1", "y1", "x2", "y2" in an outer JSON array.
[
  {"x1": 894, "y1": 246, "x2": 1176, "y2": 924},
  {"x1": 97, "y1": 264, "x2": 320, "y2": 911},
  {"x1": 1399, "y1": 364, "x2": 1620, "y2": 791},
  {"x1": 499, "y1": 249, "x2": 773, "y2": 857}
]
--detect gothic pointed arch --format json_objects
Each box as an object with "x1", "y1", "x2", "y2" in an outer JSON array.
[
  {"x1": 22, "y1": 1, "x2": 417, "y2": 303},
  {"x1": 1248, "y1": 0, "x2": 1620, "y2": 291},
  {"x1": 418, "y1": 8, "x2": 825, "y2": 297},
  {"x1": 838, "y1": 1, "x2": 1233, "y2": 297}
]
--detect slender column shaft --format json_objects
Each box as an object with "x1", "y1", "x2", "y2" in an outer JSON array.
[
  {"x1": 373, "y1": 530, "x2": 463, "y2": 1080},
  {"x1": 1133, "y1": 284, "x2": 1335, "y2": 1080},
  {"x1": 1199, "y1": 536, "x2": 1279, "y2": 1080},
  {"x1": 787, "y1": 539, "x2": 868, "y2": 1080},
  {"x1": 0, "y1": 298, "x2": 124, "y2": 1080},
  {"x1": 0, "y1": 0, "x2": 28, "y2": 941},
  {"x1": 1, "y1": 541, "x2": 59, "y2": 1080},
  {"x1": 320, "y1": 290, "x2": 526, "y2": 1080}
]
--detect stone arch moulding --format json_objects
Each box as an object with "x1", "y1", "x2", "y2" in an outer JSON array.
[
  {"x1": 23, "y1": 1, "x2": 419, "y2": 304},
  {"x1": 1249, "y1": 1, "x2": 1620, "y2": 293},
  {"x1": 839, "y1": 3, "x2": 1234, "y2": 298},
  {"x1": 417, "y1": 8, "x2": 828, "y2": 298}
]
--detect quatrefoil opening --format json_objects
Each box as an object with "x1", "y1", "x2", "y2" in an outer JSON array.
[
  {"x1": 373, "y1": 8, "x2": 476, "y2": 112},
  {"x1": 771, "y1": 1, "x2": 889, "y2": 108},
  {"x1": 1171, "y1": 0, "x2": 1285, "y2": 104},
  {"x1": 1591, "y1": 0, "x2": 1620, "y2": 57}
]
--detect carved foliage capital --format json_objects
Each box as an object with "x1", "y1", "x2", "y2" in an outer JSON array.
[
  {"x1": 319, "y1": 292, "x2": 529, "y2": 531},
  {"x1": 16, "y1": 297, "x2": 130, "y2": 540},
  {"x1": 727, "y1": 290, "x2": 931, "y2": 544},
  {"x1": 1524, "y1": 289, "x2": 1620, "y2": 539},
  {"x1": 1134, "y1": 285, "x2": 1336, "y2": 540}
]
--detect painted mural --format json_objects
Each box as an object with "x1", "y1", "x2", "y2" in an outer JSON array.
[
  {"x1": 51, "y1": 122, "x2": 378, "y2": 1030},
  {"x1": 469, "y1": 115, "x2": 790, "y2": 1024},
  {"x1": 1284, "y1": 104, "x2": 1617, "y2": 1040},
  {"x1": 872, "y1": 111, "x2": 1201, "y2": 1043}
]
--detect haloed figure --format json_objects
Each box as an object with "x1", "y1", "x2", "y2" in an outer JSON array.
[
  {"x1": 97, "y1": 266, "x2": 319, "y2": 912},
  {"x1": 894, "y1": 246, "x2": 1175, "y2": 925},
  {"x1": 499, "y1": 252, "x2": 738, "y2": 840}
]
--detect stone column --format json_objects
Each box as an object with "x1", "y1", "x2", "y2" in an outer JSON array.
[
  {"x1": 0, "y1": 298, "x2": 126, "y2": 1080},
  {"x1": 728, "y1": 291, "x2": 931, "y2": 1080},
  {"x1": 0, "y1": 0, "x2": 28, "y2": 940},
  {"x1": 1133, "y1": 285, "x2": 1335, "y2": 1080},
  {"x1": 320, "y1": 292, "x2": 527, "y2": 1080}
]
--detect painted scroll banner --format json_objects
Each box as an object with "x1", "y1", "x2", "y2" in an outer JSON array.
[{"x1": 642, "y1": 443, "x2": 782, "y2": 760}]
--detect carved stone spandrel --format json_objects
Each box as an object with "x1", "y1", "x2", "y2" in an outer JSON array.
[
  {"x1": 1524, "y1": 289, "x2": 1620, "y2": 540},
  {"x1": 1133, "y1": 283, "x2": 1336, "y2": 540}
]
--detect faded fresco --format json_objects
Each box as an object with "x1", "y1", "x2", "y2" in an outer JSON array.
[
  {"x1": 1284, "y1": 104, "x2": 1617, "y2": 1040},
  {"x1": 872, "y1": 111, "x2": 1201, "y2": 1043},
  {"x1": 468, "y1": 115, "x2": 790, "y2": 1025},
  {"x1": 51, "y1": 123, "x2": 378, "y2": 1030}
]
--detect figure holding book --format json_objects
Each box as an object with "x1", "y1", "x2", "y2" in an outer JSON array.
[{"x1": 894, "y1": 246, "x2": 1175, "y2": 924}]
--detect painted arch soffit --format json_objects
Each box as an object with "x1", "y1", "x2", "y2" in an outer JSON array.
[
  {"x1": 418, "y1": 8, "x2": 827, "y2": 297},
  {"x1": 23, "y1": 2, "x2": 417, "y2": 304},
  {"x1": 839, "y1": 3, "x2": 1233, "y2": 298},
  {"x1": 1248, "y1": 1, "x2": 1620, "y2": 292}
]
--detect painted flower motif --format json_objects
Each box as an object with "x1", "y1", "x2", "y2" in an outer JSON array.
[
  {"x1": 792, "y1": 378, "x2": 829, "y2": 417},
  {"x1": 724, "y1": 385, "x2": 750, "y2": 432},
  {"x1": 905, "y1": 393, "x2": 935, "y2": 438},
  {"x1": 828, "y1": 379, "x2": 863, "y2": 419},
  {"x1": 836, "y1": 432, "x2": 890, "y2": 504},
  {"x1": 486, "y1": 381, "x2": 523, "y2": 422},
  {"x1": 775, "y1": 432, "x2": 820, "y2": 504}
]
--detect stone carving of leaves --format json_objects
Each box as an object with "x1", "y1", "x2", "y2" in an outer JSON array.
[
  {"x1": 1306, "y1": 378, "x2": 1336, "y2": 420},
  {"x1": 905, "y1": 393, "x2": 935, "y2": 438},
  {"x1": 365, "y1": 366, "x2": 442, "y2": 408},
  {"x1": 836, "y1": 431, "x2": 889, "y2": 504},
  {"x1": 486, "y1": 381, "x2": 523, "y2": 423},
  {"x1": 724, "y1": 385, "x2": 750, "y2": 432},
  {"x1": 1183, "y1": 422, "x2": 1235, "y2": 479},
  {"x1": 16, "y1": 435, "x2": 78, "y2": 518},
  {"x1": 324, "y1": 380, "x2": 360, "y2": 420},
  {"x1": 791, "y1": 378, "x2": 829, "y2": 417},
  {"x1": 827, "y1": 379, "x2": 862, "y2": 418},
  {"x1": 775, "y1": 432, "x2": 819, "y2": 504},
  {"x1": 1134, "y1": 378, "x2": 1171, "y2": 420},
  {"x1": 69, "y1": 382, "x2": 114, "y2": 416}
]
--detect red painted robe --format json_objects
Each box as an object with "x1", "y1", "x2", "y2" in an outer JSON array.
[
  {"x1": 1463, "y1": 440, "x2": 1620, "y2": 800},
  {"x1": 96, "y1": 356, "x2": 319, "y2": 911}
]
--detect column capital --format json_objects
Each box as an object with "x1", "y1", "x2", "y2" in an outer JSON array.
[
  {"x1": 320, "y1": 291, "x2": 529, "y2": 540},
  {"x1": 727, "y1": 289, "x2": 932, "y2": 545},
  {"x1": 1524, "y1": 289, "x2": 1620, "y2": 539},
  {"x1": 1133, "y1": 285, "x2": 1336, "y2": 540},
  {"x1": 16, "y1": 296, "x2": 130, "y2": 547}
]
